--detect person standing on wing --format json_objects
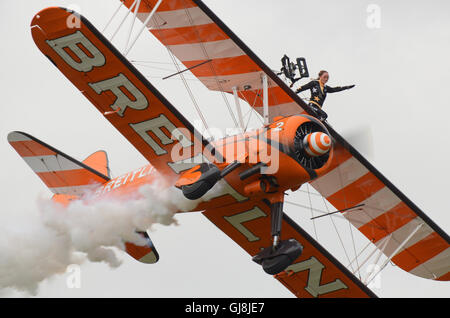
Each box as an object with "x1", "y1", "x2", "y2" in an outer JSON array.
[{"x1": 295, "y1": 70, "x2": 355, "y2": 121}]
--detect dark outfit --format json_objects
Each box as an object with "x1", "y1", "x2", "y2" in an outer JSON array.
[{"x1": 295, "y1": 80, "x2": 354, "y2": 121}]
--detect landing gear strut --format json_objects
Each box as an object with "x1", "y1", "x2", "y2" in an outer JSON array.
[{"x1": 252, "y1": 198, "x2": 303, "y2": 275}]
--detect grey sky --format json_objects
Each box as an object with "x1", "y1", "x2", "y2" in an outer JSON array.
[{"x1": 1, "y1": 0, "x2": 449, "y2": 297}]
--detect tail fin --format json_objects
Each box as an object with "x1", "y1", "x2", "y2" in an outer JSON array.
[
  {"x1": 8, "y1": 131, "x2": 159, "y2": 264},
  {"x1": 82, "y1": 150, "x2": 111, "y2": 180},
  {"x1": 52, "y1": 150, "x2": 111, "y2": 205},
  {"x1": 8, "y1": 131, "x2": 109, "y2": 195}
]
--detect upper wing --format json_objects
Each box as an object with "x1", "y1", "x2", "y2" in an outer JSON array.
[
  {"x1": 31, "y1": 7, "x2": 217, "y2": 183},
  {"x1": 309, "y1": 128, "x2": 450, "y2": 281},
  {"x1": 120, "y1": 0, "x2": 308, "y2": 121},
  {"x1": 203, "y1": 199, "x2": 376, "y2": 298}
]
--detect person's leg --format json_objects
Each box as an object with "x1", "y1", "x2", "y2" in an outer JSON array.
[
  {"x1": 308, "y1": 103, "x2": 328, "y2": 121},
  {"x1": 317, "y1": 108, "x2": 328, "y2": 121}
]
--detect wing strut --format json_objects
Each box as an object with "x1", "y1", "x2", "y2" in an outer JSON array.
[
  {"x1": 252, "y1": 194, "x2": 303, "y2": 275},
  {"x1": 262, "y1": 74, "x2": 269, "y2": 125},
  {"x1": 123, "y1": 0, "x2": 142, "y2": 52},
  {"x1": 108, "y1": 0, "x2": 138, "y2": 41},
  {"x1": 232, "y1": 86, "x2": 245, "y2": 133},
  {"x1": 124, "y1": 0, "x2": 162, "y2": 56}
]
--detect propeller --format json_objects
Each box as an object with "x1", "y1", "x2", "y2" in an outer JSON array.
[{"x1": 294, "y1": 121, "x2": 331, "y2": 170}]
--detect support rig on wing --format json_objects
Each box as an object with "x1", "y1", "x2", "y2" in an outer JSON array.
[{"x1": 277, "y1": 54, "x2": 309, "y2": 88}]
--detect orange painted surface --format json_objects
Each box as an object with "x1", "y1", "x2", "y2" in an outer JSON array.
[
  {"x1": 10, "y1": 140, "x2": 56, "y2": 157},
  {"x1": 31, "y1": 7, "x2": 213, "y2": 184},
  {"x1": 327, "y1": 172, "x2": 385, "y2": 208},
  {"x1": 82, "y1": 151, "x2": 110, "y2": 178},
  {"x1": 151, "y1": 23, "x2": 228, "y2": 46},
  {"x1": 358, "y1": 202, "x2": 417, "y2": 243},
  {"x1": 37, "y1": 169, "x2": 106, "y2": 188},
  {"x1": 392, "y1": 232, "x2": 448, "y2": 272},
  {"x1": 26, "y1": 3, "x2": 449, "y2": 292},
  {"x1": 203, "y1": 200, "x2": 374, "y2": 298},
  {"x1": 184, "y1": 55, "x2": 260, "y2": 77},
  {"x1": 124, "y1": 0, "x2": 197, "y2": 12}
]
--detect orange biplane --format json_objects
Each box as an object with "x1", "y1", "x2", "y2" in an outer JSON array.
[{"x1": 8, "y1": 1, "x2": 450, "y2": 298}]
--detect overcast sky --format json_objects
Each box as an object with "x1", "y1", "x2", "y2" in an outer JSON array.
[{"x1": 1, "y1": 0, "x2": 450, "y2": 297}]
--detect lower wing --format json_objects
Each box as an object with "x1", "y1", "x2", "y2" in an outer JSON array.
[{"x1": 202, "y1": 199, "x2": 377, "y2": 298}]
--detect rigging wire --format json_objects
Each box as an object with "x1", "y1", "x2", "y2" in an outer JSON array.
[
  {"x1": 348, "y1": 214, "x2": 361, "y2": 280},
  {"x1": 102, "y1": 2, "x2": 395, "y2": 285},
  {"x1": 346, "y1": 240, "x2": 373, "y2": 269},
  {"x1": 168, "y1": 50, "x2": 210, "y2": 132},
  {"x1": 129, "y1": 59, "x2": 183, "y2": 66},
  {"x1": 123, "y1": 0, "x2": 163, "y2": 56},
  {"x1": 334, "y1": 161, "x2": 363, "y2": 280},
  {"x1": 102, "y1": 0, "x2": 126, "y2": 33},
  {"x1": 244, "y1": 108, "x2": 254, "y2": 131},
  {"x1": 305, "y1": 184, "x2": 319, "y2": 241},
  {"x1": 142, "y1": 74, "x2": 211, "y2": 83},
  {"x1": 319, "y1": 195, "x2": 358, "y2": 274},
  {"x1": 124, "y1": 0, "x2": 141, "y2": 52},
  {"x1": 109, "y1": 0, "x2": 138, "y2": 42},
  {"x1": 105, "y1": 2, "x2": 211, "y2": 134},
  {"x1": 238, "y1": 89, "x2": 265, "y2": 126},
  {"x1": 182, "y1": 6, "x2": 240, "y2": 129},
  {"x1": 150, "y1": 13, "x2": 210, "y2": 133},
  {"x1": 132, "y1": 62, "x2": 179, "y2": 72}
]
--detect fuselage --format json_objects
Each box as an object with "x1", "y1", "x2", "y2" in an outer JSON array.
[{"x1": 69, "y1": 115, "x2": 334, "y2": 213}]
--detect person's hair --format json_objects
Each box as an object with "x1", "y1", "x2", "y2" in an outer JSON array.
[{"x1": 317, "y1": 70, "x2": 328, "y2": 80}]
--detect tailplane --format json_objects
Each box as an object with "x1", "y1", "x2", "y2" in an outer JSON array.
[
  {"x1": 8, "y1": 131, "x2": 110, "y2": 196},
  {"x1": 8, "y1": 131, "x2": 159, "y2": 264}
]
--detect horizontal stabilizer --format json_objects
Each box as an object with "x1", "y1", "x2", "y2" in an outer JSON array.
[
  {"x1": 8, "y1": 131, "x2": 110, "y2": 195},
  {"x1": 125, "y1": 231, "x2": 160, "y2": 264}
]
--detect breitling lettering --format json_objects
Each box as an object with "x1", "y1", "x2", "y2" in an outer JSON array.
[
  {"x1": 94, "y1": 165, "x2": 154, "y2": 196},
  {"x1": 89, "y1": 73, "x2": 149, "y2": 117},
  {"x1": 168, "y1": 153, "x2": 206, "y2": 174},
  {"x1": 286, "y1": 256, "x2": 348, "y2": 297},
  {"x1": 224, "y1": 207, "x2": 266, "y2": 242},
  {"x1": 46, "y1": 30, "x2": 206, "y2": 173},
  {"x1": 130, "y1": 114, "x2": 193, "y2": 156},
  {"x1": 46, "y1": 30, "x2": 105, "y2": 72}
]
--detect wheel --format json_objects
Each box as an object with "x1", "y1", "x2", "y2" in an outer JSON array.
[{"x1": 262, "y1": 254, "x2": 292, "y2": 275}]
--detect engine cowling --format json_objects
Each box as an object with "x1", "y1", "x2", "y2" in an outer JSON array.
[
  {"x1": 262, "y1": 115, "x2": 334, "y2": 191},
  {"x1": 175, "y1": 115, "x2": 334, "y2": 200}
]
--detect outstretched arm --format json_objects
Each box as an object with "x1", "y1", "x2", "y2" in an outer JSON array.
[
  {"x1": 295, "y1": 81, "x2": 314, "y2": 93},
  {"x1": 326, "y1": 84, "x2": 355, "y2": 93}
]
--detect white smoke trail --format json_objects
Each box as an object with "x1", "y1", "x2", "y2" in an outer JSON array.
[{"x1": 0, "y1": 179, "x2": 204, "y2": 295}]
